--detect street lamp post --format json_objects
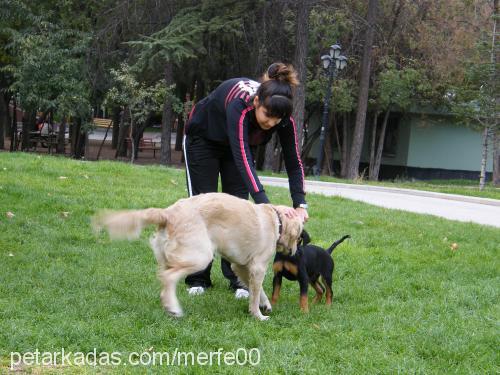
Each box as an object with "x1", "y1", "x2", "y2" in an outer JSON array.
[{"x1": 313, "y1": 44, "x2": 347, "y2": 177}]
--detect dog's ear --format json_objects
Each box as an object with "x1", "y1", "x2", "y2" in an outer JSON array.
[{"x1": 301, "y1": 230, "x2": 311, "y2": 246}]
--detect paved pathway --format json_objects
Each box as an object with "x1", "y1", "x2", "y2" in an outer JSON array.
[{"x1": 260, "y1": 176, "x2": 500, "y2": 228}]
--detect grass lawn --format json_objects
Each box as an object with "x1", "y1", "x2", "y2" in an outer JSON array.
[
  {"x1": 0, "y1": 152, "x2": 499, "y2": 374},
  {"x1": 261, "y1": 171, "x2": 500, "y2": 200}
]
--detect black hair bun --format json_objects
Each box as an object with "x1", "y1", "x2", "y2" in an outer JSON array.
[{"x1": 266, "y1": 62, "x2": 299, "y2": 87}]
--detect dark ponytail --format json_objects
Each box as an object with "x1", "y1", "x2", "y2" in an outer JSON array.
[{"x1": 255, "y1": 62, "x2": 299, "y2": 119}]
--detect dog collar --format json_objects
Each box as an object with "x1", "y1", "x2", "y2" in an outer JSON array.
[{"x1": 272, "y1": 208, "x2": 283, "y2": 240}]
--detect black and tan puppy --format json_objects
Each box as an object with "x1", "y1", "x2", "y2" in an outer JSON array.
[{"x1": 271, "y1": 231, "x2": 350, "y2": 312}]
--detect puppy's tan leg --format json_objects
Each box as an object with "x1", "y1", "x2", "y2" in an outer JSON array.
[
  {"x1": 248, "y1": 265, "x2": 269, "y2": 321},
  {"x1": 300, "y1": 294, "x2": 309, "y2": 313},
  {"x1": 312, "y1": 281, "x2": 324, "y2": 304},
  {"x1": 271, "y1": 271, "x2": 282, "y2": 305},
  {"x1": 325, "y1": 285, "x2": 333, "y2": 305}
]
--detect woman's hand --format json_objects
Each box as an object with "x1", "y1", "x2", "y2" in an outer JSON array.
[
  {"x1": 281, "y1": 207, "x2": 309, "y2": 222},
  {"x1": 295, "y1": 207, "x2": 309, "y2": 223}
]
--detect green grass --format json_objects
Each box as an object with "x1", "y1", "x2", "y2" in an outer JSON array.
[
  {"x1": 261, "y1": 171, "x2": 500, "y2": 200},
  {"x1": 1, "y1": 152, "x2": 499, "y2": 374}
]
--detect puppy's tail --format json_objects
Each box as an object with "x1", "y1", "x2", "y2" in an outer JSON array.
[
  {"x1": 327, "y1": 235, "x2": 350, "y2": 255},
  {"x1": 92, "y1": 208, "x2": 168, "y2": 240}
]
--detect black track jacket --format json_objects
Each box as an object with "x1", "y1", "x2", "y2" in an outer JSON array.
[{"x1": 185, "y1": 78, "x2": 306, "y2": 207}]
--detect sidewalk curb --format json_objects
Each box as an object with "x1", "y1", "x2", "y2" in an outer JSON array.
[{"x1": 260, "y1": 176, "x2": 500, "y2": 207}]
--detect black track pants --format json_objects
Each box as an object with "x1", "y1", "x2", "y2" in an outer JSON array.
[{"x1": 183, "y1": 134, "x2": 249, "y2": 290}]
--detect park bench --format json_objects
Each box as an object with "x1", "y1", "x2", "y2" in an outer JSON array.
[
  {"x1": 19, "y1": 123, "x2": 66, "y2": 154},
  {"x1": 126, "y1": 137, "x2": 161, "y2": 158},
  {"x1": 93, "y1": 118, "x2": 113, "y2": 129}
]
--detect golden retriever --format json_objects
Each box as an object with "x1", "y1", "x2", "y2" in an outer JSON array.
[{"x1": 93, "y1": 193, "x2": 303, "y2": 320}]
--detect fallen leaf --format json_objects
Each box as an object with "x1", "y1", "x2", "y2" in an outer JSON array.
[
  {"x1": 450, "y1": 243, "x2": 459, "y2": 251},
  {"x1": 6, "y1": 211, "x2": 15, "y2": 219},
  {"x1": 170, "y1": 179, "x2": 178, "y2": 186},
  {"x1": 313, "y1": 324, "x2": 320, "y2": 329},
  {"x1": 83, "y1": 175, "x2": 89, "y2": 179},
  {"x1": 8, "y1": 253, "x2": 14, "y2": 257},
  {"x1": 61, "y1": 212, "x2": 70, "y2": 218},
  {"x1": 59, "y1": 176, "x2": 68, "y2": 180}
]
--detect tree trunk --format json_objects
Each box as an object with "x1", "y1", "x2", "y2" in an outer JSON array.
[
  {"x1": 129, "y1": 110, "x2": 136, "y2": 163},
  {"x1": 300, "y1": 126, "x2": 320, "y2": 165},
  {"x1": 493, "y1": 129, "x2": 500, "y2": 186},
  {"x1": 115, "y1": 107, "x2": 129, "y2": 158},
  {"x1": 479, "y1": 126, "x2": 489, "y2": 190},
  {"x1": 175, "y1": 115, "x2": 184, "y2": 151},
  {"x1": 111, "y1": 107, "x2": 121, "y2": 150},
  {"x1": 69, "y1": 120, "x2": 76, "y2": 156},
  {"x1": 0, "y1": 93, "x2": 9, "y2": 149},
  {"x1": 73, "y1": 118, "x2": 86, "y2": 159},
  {"x1": 371, "y1": 110, "x2": 390, "y2": 181},
  {"x1": 71, "y1": 119, "x2": 79, "y2": 158},
  {"x1": 9, "y1": 97, "x2": 17, "y2": 152},
  {"x1": 21, "y1": 111, "x2": 34, "y2": 151},
  {"x1": 490, "y1": 0, "x2": 499, "y2": 186},
  {"x1": 368, "y1": 112, "x2": 379, "y2": 179},
  {"x1": 160, "y1": 63, "x2": 174, "y2": 165},
  {"x1": 332, "y1": 113, "x2": 342, "y2": 174},
  {"x1": 263, "y1": 132, "x2": 278, "y2": 171},
  {"x1": 328, "y1": 114, "x2": 338, "y2": 175},
  {"x1": 83, "y1": 130, "x2": 89, "y2": 160},
  {"x1": 254, "y1": 1, "x2": 269, "y2": 75},
  {"x1": 322, "y1": 122, "x2": 334, "y2": 175},
  {"x1": 340, "y1": 113, "x2": 350, "y2": 178},
  {"x1": 347, "y1": 0, "x2": 378, "y2": 179},
  {"x1": 270, "y1": 137, "x2": 283, "y2": 173},
  {"x1": 28, "y1": 111, "x2": 36, "y2": 147},
  {"x1": 273, "y1": 149, "x2": 283, "y2": 173},
  {"x1": 57, "y1": 117, "x2": 66, "y2": 154},
  {"x1": 292, "y1": 0, "x2": 311, "y2": 152}
]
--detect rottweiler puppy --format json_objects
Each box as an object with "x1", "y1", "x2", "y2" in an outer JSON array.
[{"x1": 271, "y1": 231, "x2": 350, "y2": 312}]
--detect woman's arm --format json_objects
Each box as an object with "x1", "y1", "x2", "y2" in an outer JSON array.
[{"x1": 278, "y1": 116, "x2": 307, "y2": 208}]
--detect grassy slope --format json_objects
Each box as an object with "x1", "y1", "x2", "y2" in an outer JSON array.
[{"x1": 0, "y1": 153, "x2": 498, "y2": 374}]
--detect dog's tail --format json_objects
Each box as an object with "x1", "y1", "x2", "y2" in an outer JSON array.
[
  {"x1": 92, "y1": 208, "x2": 168, "y2": 240},
  {"x1": 327, "y1": 235, "x2": 350, "y2": 255}
]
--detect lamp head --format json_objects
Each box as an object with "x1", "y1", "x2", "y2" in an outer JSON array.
[
  {"x1": 330, "y1": 44, "x2": 341, "y2": 58},
  {"x1": 338, "y1": 56, "x2": 347, "y2": 70},
  {"x1": 321, "y1": 55, "x2": 331, "y2": 70}
]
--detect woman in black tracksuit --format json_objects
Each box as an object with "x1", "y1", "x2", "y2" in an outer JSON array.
[{"x1": 183, "y1": 63, "x2": 308, "y2": 298}]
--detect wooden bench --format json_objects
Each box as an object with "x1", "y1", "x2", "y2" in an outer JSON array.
[
  {"x1": 93, "y1": 118, "x2": 113, "y2": 129},
  {"x1": 126, "y1": 137, "x2": 161, "y2": 158}
]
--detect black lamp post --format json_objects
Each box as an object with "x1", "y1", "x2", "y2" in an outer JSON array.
[{"x1": 313, "y1": 44, "x2": 347, "y2": 177}]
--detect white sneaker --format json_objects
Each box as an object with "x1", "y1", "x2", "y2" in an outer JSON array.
[
  {"x1": 235, "y1": 288, "x2": 249, "y2": 299},
  {"x1": 187, "y1": 286, "x2": 205, "y2": 295}
]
